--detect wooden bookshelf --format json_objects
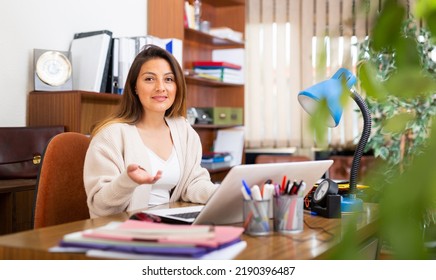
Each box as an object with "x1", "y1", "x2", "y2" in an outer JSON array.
[{"x1": 147, "y1": 0, "x2": 246, "y2": 159}]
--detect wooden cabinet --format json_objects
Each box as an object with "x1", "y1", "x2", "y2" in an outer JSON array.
[
  {"x1": 148, "y1": 0, "x2": 246, "y2": 179},
  {"x1": 28, "y1": 91, "x2": 121, "y2": 134},
  {"x1": 0, "y1": 179, "x2": 36, "y2": 235}
]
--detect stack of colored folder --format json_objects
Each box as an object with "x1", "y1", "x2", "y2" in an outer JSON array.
[
  {"x1": 192, "y1": 61, "x2": 244, "y2": 84},
  {"x1": 201, "y1": 152, "x2": 233, "y2": 170},
  {"x1": 58, "y1": 220, "x2": 245, "y2": 259}
]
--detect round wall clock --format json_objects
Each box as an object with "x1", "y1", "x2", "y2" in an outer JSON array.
[{"x1": 35, "y1": 51, "x2": 72, "y2": 86}]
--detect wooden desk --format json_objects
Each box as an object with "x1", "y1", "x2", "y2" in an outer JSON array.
[
  {"x1": 0, "y1": 203, "x2": 378, "y2": 260},
  {"x1": 0, "y1": 179, "x2": 36, "y2": 235}
]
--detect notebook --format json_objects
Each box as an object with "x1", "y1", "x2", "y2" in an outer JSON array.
[{"x1": 141, "y1": 160, "x2": 333, "y2": 225}]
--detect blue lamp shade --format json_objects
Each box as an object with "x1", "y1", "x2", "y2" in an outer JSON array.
[{"x1": 297, "y1": 68, "x2": 357, "y2": 127}]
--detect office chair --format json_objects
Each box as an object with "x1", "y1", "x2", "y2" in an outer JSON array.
[
  {"x1": 255, "y1": 154, "x2": 311, "y2": 164},
  {"x1": 33, "y1": 132, "x2": 91, "y2": 229},
  {"x1": 328, "y1": 155, "x2": 376, "y2": 180}
]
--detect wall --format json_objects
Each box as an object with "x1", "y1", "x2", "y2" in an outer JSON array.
[{"x1": 0, "y1": 0, "x2": 148, "y2": 127}]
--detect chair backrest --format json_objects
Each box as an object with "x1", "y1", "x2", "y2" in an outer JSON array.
[
  {"x1": 328, "y1": 155, "x2": 377, "y2": 180},
  {"x1": 33, "y1": 132, "x2": 91, "y2": 229},
  {"x1": 255, "y1": 154, "x2": 311, "y2": 164}
]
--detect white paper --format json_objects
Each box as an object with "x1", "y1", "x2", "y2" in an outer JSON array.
[{"x1": 214, "y1": 127, "x2": 245, "y2": 166}]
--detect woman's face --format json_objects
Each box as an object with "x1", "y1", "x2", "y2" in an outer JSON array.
[{"x1": 135, "y1": 58, "x2": 177, "y2": 115}]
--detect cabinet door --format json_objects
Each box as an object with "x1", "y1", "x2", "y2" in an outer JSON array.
[{"x1": 28, "y1": 91, "x2": 121, "y2": 134}]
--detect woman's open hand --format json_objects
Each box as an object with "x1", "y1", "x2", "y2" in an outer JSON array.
[{"x1": 127, "y1": 164, "x2": 162, "y2": 184}]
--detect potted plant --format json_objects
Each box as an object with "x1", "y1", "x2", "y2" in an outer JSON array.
[
  {"x1": 357, "y1": 3, "x2": 436, "y2": 258},
  {"x1": 360, "y1": 19, "x2": 436, "y2": 180}
]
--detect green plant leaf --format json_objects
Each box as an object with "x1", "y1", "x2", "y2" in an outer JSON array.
[
  {"x1": 376, "y1": 146, "x2": 390, "y2": 160},
  {"x1": 371, "y1": 0, "x2": 405, "y2": 52},
  {"x1": 357, "y1": 61, "x2": 388, "y2": 100},
  {"x1": 395, "y1": 37, "x2": 421, "y2": 69},
  {"x1": 385, "y1": 68, "x2": 436, "y2": 98},
  {"x1": 382, "y1": 112, "x2": 415, "y2": 134},
  {"x1": 415, "y1": 1, "x2": 436, "y2": 43}
]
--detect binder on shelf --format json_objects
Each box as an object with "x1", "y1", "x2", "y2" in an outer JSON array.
[
  {"x1": 111, "y1": 38, "x2": 120, "y2": 94},
  {"x1": 70, "y1": 30, "x2": 113, "y2": 93},
  {"x1": 163, "y1": 38, "x2": 183, "y2": 67},
  {"x1": 117, "y1": 37, "x2": 136, "y2": 94}
]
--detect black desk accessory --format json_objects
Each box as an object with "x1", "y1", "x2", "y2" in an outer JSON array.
[{"x1": 311, "y1": 179, "x2": 341, "y2": 218}]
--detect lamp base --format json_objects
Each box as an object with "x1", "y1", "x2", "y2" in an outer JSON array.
[{"x1": 341, "y1": 194, "x2": 363, "y2": 213}]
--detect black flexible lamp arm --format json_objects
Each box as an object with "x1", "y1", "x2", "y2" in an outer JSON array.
[{"x1": 349, "y1": 89, "x2": 372, "y2": 194}]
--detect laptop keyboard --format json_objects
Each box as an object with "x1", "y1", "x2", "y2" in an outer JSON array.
[{"x1": 169, "y1": 211, "x2": 200, "y2": 219}]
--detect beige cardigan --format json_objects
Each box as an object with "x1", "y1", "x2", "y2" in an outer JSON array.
[{"x1": 83, "y1": 117, "x2": 217, "y2": 218}]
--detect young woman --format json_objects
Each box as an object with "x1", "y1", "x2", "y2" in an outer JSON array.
[{"x1": 84, "y1": 45, "x2": 217, "y2": 218}]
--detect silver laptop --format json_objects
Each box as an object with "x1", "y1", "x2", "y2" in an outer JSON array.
[{"x1": 141, "y1": 160, "x2": 333, "y2": 225}]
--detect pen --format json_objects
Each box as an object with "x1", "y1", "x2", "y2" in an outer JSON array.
[
  {"x1": 289, "y1": 180, "x2": 299, "y2": 195},
  {"x1": 297, "y1": 182, "x2": 307, "y2": 197},
  {"x1": 242, "y1": 180, "x2": 252, "y2": 199},
  {"x1": 241, "y1": 185, "x2": 261, "y2": 227},
  {"x1": 285, "y1": 179, "x2": 290, "y2": 194},
  {"x1": 251, "y1": 185, "x2": 262, "y2": 200},
  {"x1": 263, "y1": 184, "x2": 275, "y2": 218},
  {"x1": 273, "y1": 183, "x2": 281, "y2": 197},
  {"x1": 262, "y1": 184, "x2": 274, "y2": 200},
  {"x1": 281, "y1": 175, "x2": 287, "y2": 194},
  {"x1": 250, "y1": 185, "x2": 270, "y2": 230}
]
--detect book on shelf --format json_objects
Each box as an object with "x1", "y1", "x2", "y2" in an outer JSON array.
[
  {"x1": 221, "y1": 76, "x2": 244, "y2": 84},
  {"x1": 192, "y1": 61, "x2": 242, "y2": 70},
  {"x1": 195, "y1": 73, "x2": 222, "y2": 81},
  {"x1": 202, "y1": 152, "x2": 233, "y2": 163},
  {"x1": 209, "y1": 27, "x2": 244, "y2": 43},
  {"x1": 201, "y1": 161, "x2": 232, "y2": 170},
  {"x1": 193, "y1": 67, "x2": 244, "y2": 84},
  {"x1": 184, "y1": 1, "x2": 195, "y2": 29},
  {"x1": 193, "y1": 67, "x2": 242, "y2": 76},
  {"x1": 201, "y1": 152, "x2": 233, "y2": 170},
  {"x1": 56, "y1": 220, "x2": 244, "y2": 259},
  {"x1": 212, "y1": 48, "x2": 245, "y2": 83}
]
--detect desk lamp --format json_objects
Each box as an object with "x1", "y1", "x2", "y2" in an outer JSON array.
[{"x1": 297, "y1": 68, "x2": 371, "y2": 212}]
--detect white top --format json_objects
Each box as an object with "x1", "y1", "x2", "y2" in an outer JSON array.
[{"x1": 146, "y1": 146, "x2": 180, "y2": 206}]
